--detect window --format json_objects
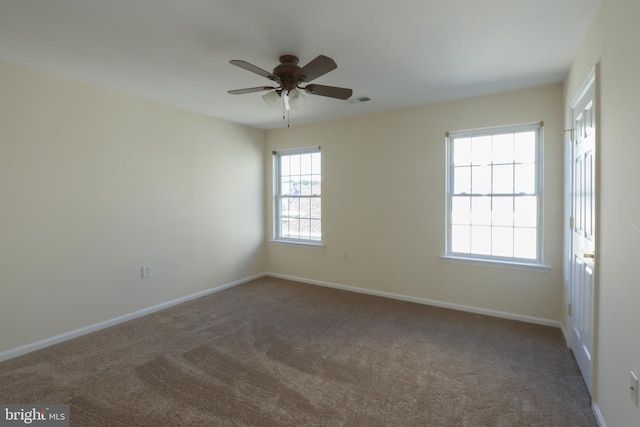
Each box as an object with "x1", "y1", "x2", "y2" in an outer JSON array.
[
  {"x1": 274, "y1": 147, "x2": 322, "y2": 244},
  {"x1": 445, "y1": 123, "x2": 543, "y2": 265}
]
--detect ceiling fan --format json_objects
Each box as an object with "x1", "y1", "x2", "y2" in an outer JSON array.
[{"x1": 227, "y1": 54, "x2": 353, "y2": 111}]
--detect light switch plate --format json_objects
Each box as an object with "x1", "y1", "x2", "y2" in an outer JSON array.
[{"x1": 141, "y1": 265, "x2": 151, "y2": 279}]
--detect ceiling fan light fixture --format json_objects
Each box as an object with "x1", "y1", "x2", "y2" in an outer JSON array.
[
  {"x1": 262, "y1": 90, "x2": 281, "y2": 109},
  {"x1": 288, "y1": 88, "x2": 305, "y2": 110},
  {"x1": 262, "y1": 88, "x2": 305, "y2": 111}
]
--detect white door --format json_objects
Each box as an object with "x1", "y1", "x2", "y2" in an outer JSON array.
[{"x1": 569, "y1": 71, "x2": 596, "y2": 395}]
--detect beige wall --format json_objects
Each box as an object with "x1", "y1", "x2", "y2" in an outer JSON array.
[
  {"x1": 0, "y1": 62, "x2": 266, "y2": 354},
  {"x1": 565, "y1": 0, "x2": 640, "y2": 425},
  {"x1": 266, "y1": 84, "x2": 565, "y2": 324}
]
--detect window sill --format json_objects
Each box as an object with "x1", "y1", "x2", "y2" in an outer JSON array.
[
  {"x1": 270, "y1": 239, "x2": 325, "y2": 248},
  {"x1": 440, "y1": 255, "x2": 551, "y2": 272}
]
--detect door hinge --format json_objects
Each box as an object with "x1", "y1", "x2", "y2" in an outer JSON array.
[
  {"x1": 569, "y1": 216, "x2": 574, "y2": 229},
  {"x1": 562, "y1": 128, "x2": 575, "y2": 142},
  {"x1": 568, "y1": 303, "x2": 573, "y2": 317}
]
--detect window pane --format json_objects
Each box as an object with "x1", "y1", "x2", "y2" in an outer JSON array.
[
  {"x1": 287, "y1": 218, "x2": 300, "y2": 239},
  {"x1": 453, "y1": 138, "x2": 472, "y2": 166},
  {"x1": 472, "y1": 135, "x2": 492, "y2": 165},
  {"x1": 492, "y1": 133, "x2": 514, "y2": 164},
  {"x1": 452, "y1": 196, "x2": 471, "y2": 225},
  {"x1": 310, "y1": 219, "x2": 321, "y2": 241},
  {"x1": 300, "y1": 153, "x2": 312, "y2": 175},
  {"x1": 472, "y1": 165, "x2": 491, "y2": 194},
  {"x1": 280, "y1": 156, "x2": 290, "y2": 177},
  {"x1": 311, "y1": 153, "x2": 322, "y2": 175},
  {"x1": 454, "y1": 166, "x2": 471, "y2": 194},
  {"x1": 300, "y1": 175, "x2": 312, "y2": 195},
  {"x1": 280, "y1": 218, "x2": 288, "y2": 237},
  {"x1": 311, "y1": 177, "x2": 321, "y2": 195},
  {"x1": 299, "y1": 197, "x2": 311, "y2": 218},
  {"x1": 299, "y1": 219, "x2": 311, "y2": 240},
  {"x1": 514, "y1": 227, "x2": 537, "y2": 259},
  {"x1": 281, "y1": 178, "x2": 290, "y2": 195},
  {"x1": 310, "y1": 197, "x2": 321, "y2": 220},
  {"x1": 515, "y1": 163, "x2": 535, "y2": 194},
  {"x1": 282, "y1": 197, "x2": 300, "y2": 219},
  {"x1": 471, "y1": 197, "x2": 491, "y2": 226},
  {"x1": 290, "y1": 154, "x2": 301, "y2": 175},
  {"x1": 514, "y1": 197, "x2": 537, "y2": 227},
  {"x1": 493, "y1": 164, "x2": 513, "y2": 193},
  {"x1": 492, "y1": 197, "x2": 513, "y2": 226},
  {"x1": 471, "y1": 225, "x2": 491, "y2": 255},
  {"x1": 515, "y1": 132, "x2": 536, "y2": 163},
  {"x1": 451, "y1": 225, "x2": 471, "y2": 253},
  {"x1": 492, "y1": 226, "x2": 514, "y2": 257}
]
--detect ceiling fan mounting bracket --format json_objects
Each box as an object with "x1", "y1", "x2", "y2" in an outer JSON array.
[{"x1": 278, "y1": 55, "x2": 299, "y2": 65}]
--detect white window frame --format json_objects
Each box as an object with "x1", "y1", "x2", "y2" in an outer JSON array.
[
  {"x1": 273, "y1": 147, "x2": 322, "y2": 245},
  {"x1": 444, "y1": 122, "x2": 548, "y2": 270}
]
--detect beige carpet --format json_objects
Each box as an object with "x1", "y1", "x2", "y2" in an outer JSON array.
[{"x1": 0, "y1": 277, "x2": 597, "y2": 426}]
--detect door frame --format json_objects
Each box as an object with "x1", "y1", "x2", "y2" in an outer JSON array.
[{"x1": 565, "y1": 63, "x2": 600, "y2": 396}]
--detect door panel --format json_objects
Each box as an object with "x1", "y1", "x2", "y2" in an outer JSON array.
[{"x1": 569, "y1": 73, "x2": 596, "y2": 395}]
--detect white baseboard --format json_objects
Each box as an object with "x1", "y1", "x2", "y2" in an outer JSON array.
[
  {"x1": 560, "y1": 324, "x2": 571, "y2": 347},
  {"x1": 267, "y1": 273, "x2": 562, "y2": 329},
  {"x1": 592, "y1": 403, "x2": 607, "y2": 427},
  {"x1": 0, "y1": 273, "x2": 264, "y2": 363}
]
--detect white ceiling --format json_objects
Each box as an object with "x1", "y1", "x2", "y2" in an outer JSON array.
[{"x1": 0, "y1": 0, "x2": 600, "y2": 130}]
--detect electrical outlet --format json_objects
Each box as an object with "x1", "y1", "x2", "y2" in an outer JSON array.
[
  {"x1": 141, "y1": 265, "x2": 151, "y2": 279},
  {"x1": 631, "y1": 371, "x2": 638, "y2": 406}
]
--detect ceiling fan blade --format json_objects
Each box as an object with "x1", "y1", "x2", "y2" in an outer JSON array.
[
  {"x1": 228, "y1": 86, "x2": 277, "y2": 95},
  {"x1": 303, "y1": 84, "x2": 353, "y2": 100},
  {"x1": 229, "y1": 60, "x2": 278, "y2": 81},
  {"x1": 293, "y1": 55, "x2": 337, "y2": 83}
]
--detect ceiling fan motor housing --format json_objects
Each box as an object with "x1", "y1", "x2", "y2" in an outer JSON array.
[{"x1": 273, "y1": 55, "x2": 302, "y2": 91}]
